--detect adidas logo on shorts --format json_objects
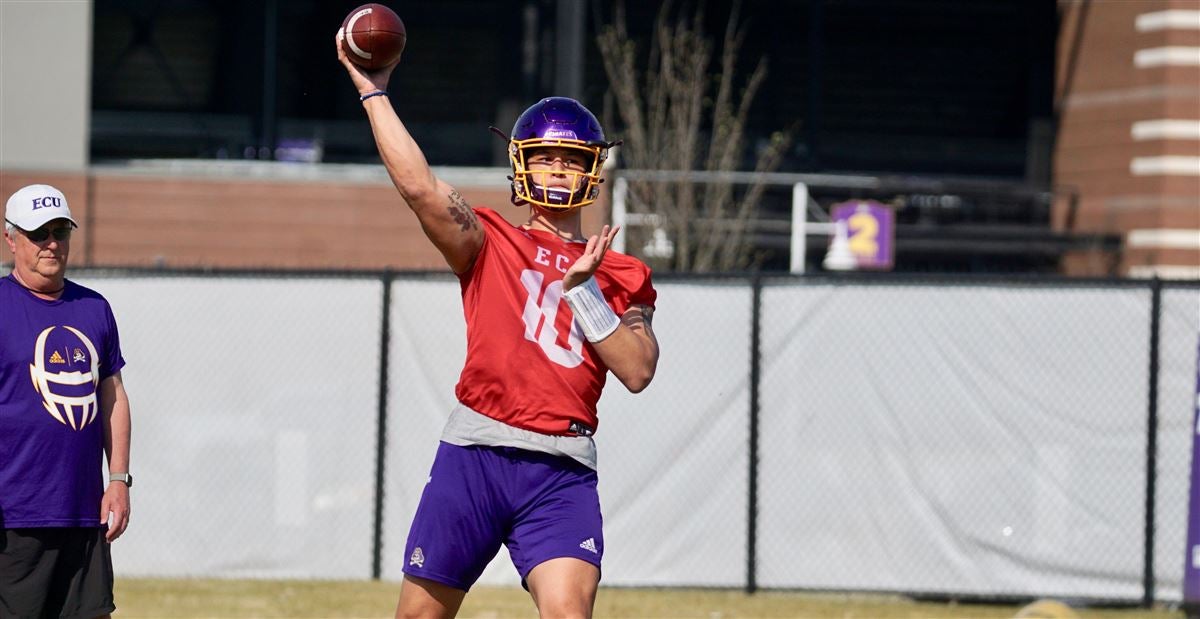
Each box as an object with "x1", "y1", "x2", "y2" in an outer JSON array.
[{"x1": 579, "y1": 538, "x2": 597, "y2": 554}]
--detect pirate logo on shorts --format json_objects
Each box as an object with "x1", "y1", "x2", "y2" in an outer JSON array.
[
  {"x1": 409, "y1": 547, "x2": 425, "y2": 568},
  {"x1": 28, "y1": 325, "x2": 101, "y2": 430}
]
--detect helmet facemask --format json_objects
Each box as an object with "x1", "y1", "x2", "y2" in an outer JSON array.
[{"x1": 510, "y1": 139, "x2": 607, "y2": 212}]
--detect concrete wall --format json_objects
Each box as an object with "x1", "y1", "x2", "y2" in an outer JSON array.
[{"x1": 0, "y1": 1, "x2": 91, "y2": 171}]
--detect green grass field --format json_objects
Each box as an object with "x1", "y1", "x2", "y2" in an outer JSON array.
[{"x1": 113, "y1": 578, "x2": 1186, "y2": 619}]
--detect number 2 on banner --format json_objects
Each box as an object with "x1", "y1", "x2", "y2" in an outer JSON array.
[
  {"x1": 520, "y1": 270, "x2": 585, "y2": 368},
  {"x1": 847, "y1": 211, "x2": 879, "y2": 258}
]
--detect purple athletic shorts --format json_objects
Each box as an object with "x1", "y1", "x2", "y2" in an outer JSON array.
[{"x1": 402, "y1": 442, "x2": 603, "y2": 590}]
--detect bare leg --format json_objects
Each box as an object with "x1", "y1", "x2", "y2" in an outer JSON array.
[
  {"x1": 525, "y1": 557, "x2": 599, "y2": 619},
  {"x1": 394, "y1": 575, "x2": 467, "y2": 619}
]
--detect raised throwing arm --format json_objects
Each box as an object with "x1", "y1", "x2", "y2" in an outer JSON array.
[{"x1": 335, "y1": 32, "x2": 484, "y2": 274}]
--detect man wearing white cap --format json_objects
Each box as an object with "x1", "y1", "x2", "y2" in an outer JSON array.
[{"x1": 1, "y1": 184, "x2": 132, "y2": 619}]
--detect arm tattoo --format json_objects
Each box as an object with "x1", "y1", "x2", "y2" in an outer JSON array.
[
  {"x1": 447, "y1": 190, "x2": 479, "y2": 232},
  {"x1": 629, "y1": 304, "x2": 654, "y2": 327}
]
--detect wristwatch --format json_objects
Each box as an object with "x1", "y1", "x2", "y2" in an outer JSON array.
[{"x1": 109, "y1": 472, "x2": 133, "y2": 488}]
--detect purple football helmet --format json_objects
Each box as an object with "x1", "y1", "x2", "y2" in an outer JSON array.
[{"x1": 505, "y1": 97, "x2": 613, "y2": 211}]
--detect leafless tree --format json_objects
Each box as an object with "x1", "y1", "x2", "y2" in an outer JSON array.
[{"x1": 596, "y1": 1, "x2": 793, "y2": 272}]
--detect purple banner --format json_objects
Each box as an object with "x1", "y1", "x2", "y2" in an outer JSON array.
[
  {"x1": 1185, "y1": 334, "x2": 1200, "y2": 603},
  {"x1": 830, "y1": 200, "x2": 895, "y2": 270}
]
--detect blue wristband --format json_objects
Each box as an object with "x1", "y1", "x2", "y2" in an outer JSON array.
[{"x1": 359, "y1": 90, "x2": 388, "y2": 102}]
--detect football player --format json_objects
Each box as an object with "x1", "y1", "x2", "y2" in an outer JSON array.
[{"x1": 337, "y1": 29, "x2": 659, "y2": 619}]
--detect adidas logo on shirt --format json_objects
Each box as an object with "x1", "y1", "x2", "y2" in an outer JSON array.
[{"x1": 579, "y1": 538, "x2": 597, "y2": 554}]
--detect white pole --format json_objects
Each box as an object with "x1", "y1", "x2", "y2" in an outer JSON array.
[
  {"x1": 612, "y1": 177, "x2": 628, "y2": 254},
  {"x1": 790, "y1": 183, "x2": 808, "y2": 273}
]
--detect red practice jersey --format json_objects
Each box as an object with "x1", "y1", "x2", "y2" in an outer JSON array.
[{"x1": 454, "y1": 208, "x2": 656, "y2": 436}]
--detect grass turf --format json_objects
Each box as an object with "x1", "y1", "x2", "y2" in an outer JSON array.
[{"x1": 112, "y1": 578, "x2": 1186, "y2": 618}]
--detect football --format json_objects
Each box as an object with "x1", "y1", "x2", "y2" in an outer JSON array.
[{"x1": 340, "y1": 4, "x2": 406, "y2": 70}]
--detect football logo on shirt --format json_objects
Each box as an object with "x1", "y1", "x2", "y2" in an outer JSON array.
[{"x1": 28, "y1": 325, "x2": 101, "y2": 430}]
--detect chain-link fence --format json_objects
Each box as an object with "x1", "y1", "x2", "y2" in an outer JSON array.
[
  {"x1": 72, "y1": 269, "x2": 1198, "y2": 604},
  {"x1": 77, "y1": 273, "x2": 385, "y2": 579},
  {"x1": 1155, "y1": 288, "x2": 1200, "y2": 602},
  {"x1": 758, "y1": 278, "x2": 1151, "y2": 600}
]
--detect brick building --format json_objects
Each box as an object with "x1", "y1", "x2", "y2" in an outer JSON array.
[{"x1": 1055, "y1": 0, "x2": 1199, "y2": 278}]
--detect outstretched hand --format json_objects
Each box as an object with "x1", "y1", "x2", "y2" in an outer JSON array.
[
  {"x1": 334, "y1": 30, "x2": 396, "y2": 96},
  {"x1": 563, "y1": 225, "x2": 620, "y2": 291}
]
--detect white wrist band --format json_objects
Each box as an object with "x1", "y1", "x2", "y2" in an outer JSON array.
[{"x1": 564, "y1": 276, "x2": 620, "y2": 343}]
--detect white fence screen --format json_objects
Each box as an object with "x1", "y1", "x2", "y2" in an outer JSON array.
[
  {"x1": 757, "y1": 282, "x2": 1152, "y2": 597},
  {"x1": 80, "y1": 276, "x2": 382, "y2": 579},
  {"x1": 66, "y1": 273, "x2": 1197, "y2": 602}
]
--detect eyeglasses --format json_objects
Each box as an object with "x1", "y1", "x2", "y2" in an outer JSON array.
[
  {"x1": 25, "y1": 227, "x2": 72, "y2": 243},
  {"x1": 6, "y1": 220, "x2": 73, "y2": 243}
]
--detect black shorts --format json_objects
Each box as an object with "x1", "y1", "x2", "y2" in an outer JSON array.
[{"x1": 0, "y1": 528, "x2": 115, "y2": 619}]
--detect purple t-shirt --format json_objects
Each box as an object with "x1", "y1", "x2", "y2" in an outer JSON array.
[{"x1": 0, "y1": 275, "x2": 126, "y2": 528}]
